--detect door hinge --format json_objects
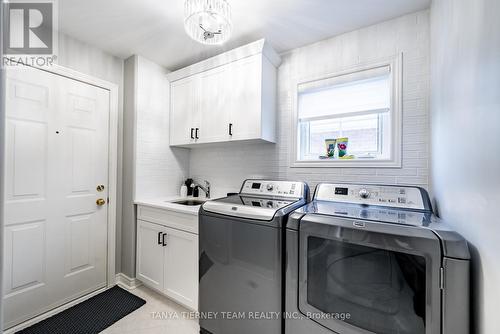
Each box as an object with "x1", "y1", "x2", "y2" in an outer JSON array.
[{"x1": 439, "y1": 267, "x2": 445, "y2": 290}]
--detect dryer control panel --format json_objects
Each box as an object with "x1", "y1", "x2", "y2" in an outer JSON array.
[
  {"x1": 240, "y1": 180, "x2": 305, "y2": 198},
  {"x1": 315, "y1": 183, "x2": 429, "y2": 211}
]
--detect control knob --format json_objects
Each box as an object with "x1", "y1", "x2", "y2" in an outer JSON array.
[
  {"x1": 359, "y1": 188, "x2": 370, "y2": 199},
  {"x1": 266, "y1": 184, "x2": 274, "y2": 191}
]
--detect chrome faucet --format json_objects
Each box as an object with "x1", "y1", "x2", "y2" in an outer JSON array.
[{"x1": 191, "y1": 180, "x2": 211, "y2": 199}]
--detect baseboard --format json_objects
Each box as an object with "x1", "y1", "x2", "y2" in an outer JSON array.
[{"x1": 115, "y1": 273, "x2": 142, "y2": 290}]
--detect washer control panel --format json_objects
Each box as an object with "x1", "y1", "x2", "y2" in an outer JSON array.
[
  {"x1": 240, "y1": 197, "x2": 294, "y2": 209},
  {"x1": 315, "y1": 183, "x2": 427, "y2": 210},
  {"x1": 241, "y1": 180, "x2": 305, "y2": 198}
]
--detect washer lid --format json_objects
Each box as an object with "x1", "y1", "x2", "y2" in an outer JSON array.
[
  {"x1": 293, "y1": 201, "x2": 470, "y2": 259},
  {"x1": 202, "y1": 195, "x2": 298, "y2": 221},
  {"x1": 301, "y1": 201, "x2": 432, "y2": 227}
]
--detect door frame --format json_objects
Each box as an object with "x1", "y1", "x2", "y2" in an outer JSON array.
[
  {"x1": 3, "y1": 62, "x2": 119, "y2": 290},
  {"x1": 0, "y1": 2, "x2": 6, "y2": 330}
]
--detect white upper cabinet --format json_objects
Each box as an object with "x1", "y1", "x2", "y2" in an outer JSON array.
[
  {"x1": 227, "y1": 55, "x2": 263, "y2": 141},
  {"x1": 197, "y1": 66, "x2": 231, "y2": 143},
  {"x1": 168, "y1": 39, "x2": 280, "y2": 147},
  {"x1": 170, "y1": 76, "x2": 199, "y2": 145}
]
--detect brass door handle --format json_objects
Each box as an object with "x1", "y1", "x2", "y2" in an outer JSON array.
[{"x1": 96, "y1": 198, "x2": 106, "y2": 206}]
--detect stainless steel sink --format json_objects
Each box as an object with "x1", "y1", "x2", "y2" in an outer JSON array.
[{"x1": 171, "y1": 199, "x2": 206, "y2": 206}]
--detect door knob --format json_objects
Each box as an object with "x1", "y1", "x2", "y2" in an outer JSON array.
[{"x1": 96, "y1": 198, "x2": 106, "y2": 206}]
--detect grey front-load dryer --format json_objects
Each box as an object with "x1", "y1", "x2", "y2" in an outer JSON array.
[
  {"x1": 199, "y1": 179, "x2": 309, "y2": 334},
  {"x1": 286, "y1": 183, "x2": 470, "y2": 334}
]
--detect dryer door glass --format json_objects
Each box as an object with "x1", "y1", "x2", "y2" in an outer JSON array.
[{"x1": 305, "y1": 236, "x2": 426, "y2": 334}]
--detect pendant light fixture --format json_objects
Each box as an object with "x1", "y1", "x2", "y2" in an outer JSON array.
[{"x1": 184, "y1": 0, "x2": 232, "y2": 45}]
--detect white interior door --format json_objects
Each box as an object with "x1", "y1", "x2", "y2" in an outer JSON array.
[
  {"x1": 3, "y1": 66, "x2": 110, "y2": 329},
  {"x1": 57, "y1": 75, "x2": 109, "y2": 303}
]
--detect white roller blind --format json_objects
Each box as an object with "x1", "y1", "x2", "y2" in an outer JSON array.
[{"x1": 298, "y1": 66, "x2": 391, "y2": 121}]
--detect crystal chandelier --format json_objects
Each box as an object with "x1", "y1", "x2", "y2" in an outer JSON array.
[{"x1": 184, "y1": 0, "x2": 232, "y2": 45}]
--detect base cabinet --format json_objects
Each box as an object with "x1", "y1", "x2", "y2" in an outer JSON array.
[
  {"x1": 136, "y1": 220, "x2": 165, "y2": 291},
  {"x1": 163, "y1": 226, "x2": 199, "y2": 309},
  {"x1": 136, "y1": 218, "x2": 199, "y2": 311}
]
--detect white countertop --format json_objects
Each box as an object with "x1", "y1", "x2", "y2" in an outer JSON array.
[{"x1": 134, "y1": 196, "x2": 210, "y2": 216}]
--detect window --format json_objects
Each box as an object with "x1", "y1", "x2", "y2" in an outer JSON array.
[{"x1": 293, "y1": 57, "x2": 401, "y2": 167}]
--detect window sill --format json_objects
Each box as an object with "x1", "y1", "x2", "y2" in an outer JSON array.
[{"x1": 290, "y1": 158, "x2": 401, "y2": 168}]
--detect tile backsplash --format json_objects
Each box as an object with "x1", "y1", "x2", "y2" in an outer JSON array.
[{"x1": 190, "y1": 10, "x2": 430, "y2": 195}]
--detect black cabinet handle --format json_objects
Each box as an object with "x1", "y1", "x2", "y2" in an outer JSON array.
[
  {"x1": 229, "y1": 123, "x2": 233, "y2": 136},
  {"x1": 162, "y1": 233, "x2": 167, "y2": 246},
  {"x1": 190, "y1": 128, "x2": 194, "y2": 139},
  {"x1": 157, "y1": 232, "x2": 162, "y2": 245},
  {"x1": 195, "y1": 128, "x2": 199, "y2": 139}
]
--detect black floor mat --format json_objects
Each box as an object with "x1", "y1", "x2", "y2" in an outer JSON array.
[{"x1": 16, "y1": 286, "x2": 146, "y2": 334}]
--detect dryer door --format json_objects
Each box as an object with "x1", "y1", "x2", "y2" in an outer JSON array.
[{"x1": 298, "y1": 215, "x2": 442, "y2": 334}]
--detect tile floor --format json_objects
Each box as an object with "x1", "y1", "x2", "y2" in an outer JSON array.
[{"x1": 101, "y1": 285, "x2": 199, "y2": 334}]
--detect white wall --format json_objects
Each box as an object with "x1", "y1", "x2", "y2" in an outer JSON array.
[
  {"x1": 190, "y1": 10, "x2": 430, "y2": 195},
  {"x1": 430, "y1": 0, "x2": 500, "y2": 333},
  {"x1": 121, "y1": 55, "x2": 190, "y2": 277},
  {"x1": 189, "y1": 142, "x2": 279, "y2": 198},
  {"x1": 134, "y1": 56, "x2": 190, "y2": 200},
  {"x1": 56, "y1": 33, "x2": 125, "y2": 273}
]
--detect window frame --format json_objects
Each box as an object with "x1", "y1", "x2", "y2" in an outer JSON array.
[{"x1": 290, "y1": 54, "x2": 403, "y2": 168}]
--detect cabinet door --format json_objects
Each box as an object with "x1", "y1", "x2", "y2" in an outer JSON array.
[
  {"x1": 163, "y1": 226, "x2": 199, "y2": 310},
  {"x1": 197, "y1": 66, "x2": 231, "y2": 143},
  {"x1": 136, "y1": 220, "x2": 165, "y2": 292},
  {"x1": 228, "y1": 55, "x2": 262, "y2": 140},
  {"x1": 170, "y1": 76, "x2": 198, "y2": 145}
]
